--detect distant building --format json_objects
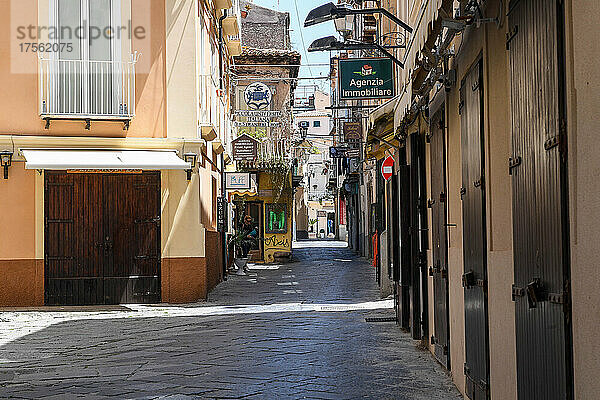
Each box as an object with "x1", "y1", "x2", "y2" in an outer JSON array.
[{"x1": 227, "y1": 1, "x2": 300, "y2": 263}]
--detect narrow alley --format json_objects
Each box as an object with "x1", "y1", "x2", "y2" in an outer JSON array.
[{"x1": 0, "y1": 242, "x2": 460, "y2": 399}]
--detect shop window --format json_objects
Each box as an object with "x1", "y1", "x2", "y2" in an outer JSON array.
[{"x1": 265, "y1": 203, "x2": 287, "y2": 233}]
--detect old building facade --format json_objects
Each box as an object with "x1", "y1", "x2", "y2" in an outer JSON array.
[
  {"x1": 331, "y1": 0, "x2": 600, "y2": 398},
  {"x1": 226, "y1": 1, "x2": 299, "y2": 264},
  {"x1": 0, "y1": 0, "x2": 241, "y2": 306}
]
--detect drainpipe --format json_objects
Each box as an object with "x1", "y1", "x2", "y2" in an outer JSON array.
[
  {"x1": 218, "y1": 10, "x2": 227, "y2": 91},
  {"x1": 218, "y1": 9, "x2": 228, "y2": 280}
]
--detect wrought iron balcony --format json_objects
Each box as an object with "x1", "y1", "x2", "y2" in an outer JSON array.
[
  {"x1": 237, "y1": 136, "x2": 292, "y2": 170},
  {"x1": 39, "y1": 58, "x2": 136, "y2": 128}
]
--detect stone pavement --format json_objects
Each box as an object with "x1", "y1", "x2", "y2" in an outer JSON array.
[{"x1": 0, "y1": 241, "x2": 462, "y2": 400}]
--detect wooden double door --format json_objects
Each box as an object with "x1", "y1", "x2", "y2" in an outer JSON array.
[{"x1": 44, "y1": 171, "x2": 161, "y2": 305}]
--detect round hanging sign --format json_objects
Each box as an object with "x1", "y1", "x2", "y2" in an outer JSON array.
[
  {"x1": 244, "y1": 82, "x2": 272, "y2": 110},
  {"x1": 381, "y1": 156, "x2": 394, "y2": 181}
]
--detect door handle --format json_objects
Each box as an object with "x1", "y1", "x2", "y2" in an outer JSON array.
[
  {"x1": 103, "y1": 236, "x2": 113, "y2": 253},
  {"x1": 526, "y1": 278, "x2": 542, "y2": 309}
]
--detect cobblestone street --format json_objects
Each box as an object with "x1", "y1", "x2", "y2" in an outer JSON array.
[{"x1": 0, "y1": 241, "x2": 461, "y2": 399}]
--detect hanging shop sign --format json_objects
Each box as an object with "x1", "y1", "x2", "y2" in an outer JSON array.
[
  {"x1": 329, "y1": 146, "x2": 349, "y2": 158},
  {"x1": 235, "y1": 84, "x2": 282, "y2": 129},
  {"x1": 233, "y1": 121, "x2": 282, "y2": 128},
  {"x1": 338, "y1": 58, "x2": 395, "y2": 100},
  {"x1": 343, "y1": 122, "x2": 362, "y2": 141},
  {"x1": 232, "y1": 134, "x2": 259, "y2": 161},
  {"x1": 235, "y1": 110, "x2": 282, "y2": 117},
  {"x1": 225, "y1": 172, "x2": 251, "y2": 190},
  {"x1": 244, "y1": 82, "x2": 272, "y2": 110},
  {"x1": 217, "y1": 197, "x2": 228, "y2": 232},
  {"x1": 381, "y1": 155, "x2": 394, "y2": 181},
  {"x1": 346, "y1": 147, "x2": 361, "y2": 159},
  {"x1": 349, "y1": 158, "x2": 361, "y2": 174}
]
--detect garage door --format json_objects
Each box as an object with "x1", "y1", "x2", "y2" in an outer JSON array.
[{"x1": 44, "y1": 171, "x2": 161, "y2": 305}]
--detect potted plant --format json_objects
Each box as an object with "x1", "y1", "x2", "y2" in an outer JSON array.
[
  {"x1": 309, "y1": 218, "x2": 318, "y2": 235},
  {"x1": 228, "y1": 231, "x2": 250, "y2": 275}
]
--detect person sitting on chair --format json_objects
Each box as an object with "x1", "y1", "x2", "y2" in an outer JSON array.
[{"x1": 240, "y1": 215, "x2": 258, "y2": 258}]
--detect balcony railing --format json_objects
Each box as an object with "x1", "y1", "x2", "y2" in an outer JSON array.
[
  {"x1": 39, "y1": 58, "x2": 136, "y2": 119},
  {"x1": 237, "y1": 136, "x2": 292, "y2": 169}
]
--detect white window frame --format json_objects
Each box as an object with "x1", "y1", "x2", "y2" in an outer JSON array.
[{"x1": 48, "y1": 0, "x2": 126, "y2": 116}]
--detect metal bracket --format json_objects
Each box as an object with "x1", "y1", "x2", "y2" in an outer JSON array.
[
  {"x1": 544, "y1": 135, "x2": 560, "y2": 150},
  {"x1": 41, "y1": 117, "x2": 132, "y2": 131},
  {"x1": 506, "y1": 25, "x2": 519, "y2": 50},
  {"x1": 508, "y1": 156, "x2": 522, "y2": 175},
  {"x1": 526, "y1": 278, "x2": 543, "y2": 308},
  {"x1": 512, "y1": 284, "x2": 525, "y2": 301},
  {"x1": 460, "y1": 187, "x2": 466, "y2": 199},
  {"x1": 427, "y1": 198, "x2": 435, "y2": 208},
  {"x1": 442, "y1": 18, "x2": 467, "y2": 31},
  {"x1": 462, "y1": 270, "x2": 476, "y2": 288},
  {"x1": 439, "y1": 192, "x2": 446, "y2": 203},
  {"x1": 548, "y1": 292, "x2": 565, "y2": 304}
]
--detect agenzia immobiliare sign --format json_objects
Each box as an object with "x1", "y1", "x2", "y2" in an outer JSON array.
[{"x1": 338, "y1": 58, "x2": 395, "y2": 100}]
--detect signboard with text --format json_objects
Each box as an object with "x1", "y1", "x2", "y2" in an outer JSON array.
[
  {"x1": 232, "y1": 134, "x2": 258, "y2": 161},
  {"x1": 338, "y1": 58, "x2": 395, "y2": 100},
  {"x1": 329, "y1": 146, "x2": 348, "y2": 158},
  {"x1": 225, "y1": 172, "x2": 251, "y2": 190},
  {"x1": 346, "y1": 147, "x2": 361, "y2": 159},
  {"x1": 217, "y1": 197, "x2": 227, "y2": 232},
  {"x1": 343, "y1": 122, "x2": 362, "y2": 141}
]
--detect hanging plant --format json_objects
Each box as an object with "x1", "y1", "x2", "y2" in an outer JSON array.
[{"x1": 269, "y1": 163, "x2": 291, "y2": 202}]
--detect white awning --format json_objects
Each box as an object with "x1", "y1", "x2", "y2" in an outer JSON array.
[
  {"x1": 368, "y1": 96, "x2": 399, "y2": 127},
  {"x1": 403, "y1": 0, "x2": 445, "y2": 75},
  {"x1": 394, "y1": 81, "x2": 413, "y2": 127},
  {"x1": 21, "y1": 149, "x2": 191, "y2": 170}
]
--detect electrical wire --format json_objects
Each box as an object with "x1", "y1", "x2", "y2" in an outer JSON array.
[{"x1": 293, "y1": 0, "x2": 314, "y2": 79}]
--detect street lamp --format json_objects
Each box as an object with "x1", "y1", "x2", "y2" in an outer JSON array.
[
  {"x1": 0, "y1": 151, "x2": 13, "y2": 180},
  {"x1": 300, "y1": 126, "x2": 308, "y2": 139},
  {"x1": 304, "y1": 2, "x2": 412, "y2": 34},
  {"x1": 331, "y1": 6, "x2": 355, "y2": 39},
  {"x1": 183, "y1": 152, "x2": 198, "y2": 181},
  {"x1": 308, "y1": 36, "x2": 404, "y2": 68}
]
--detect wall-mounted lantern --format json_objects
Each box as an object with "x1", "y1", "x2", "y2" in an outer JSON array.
[
  {"x1": 0, "y1": 151, "x2": 13, "y2": 180},
  {"x1": 184, "y1": 153, "x2": 198, "y2": 181},
  {"x1": 304, "y1": 2, "x2": 412, "y2": 33}
]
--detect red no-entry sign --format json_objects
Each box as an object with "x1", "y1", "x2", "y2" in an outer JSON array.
[{"x1": 381, "y1": 156, "x2": 394, "y2": 181}]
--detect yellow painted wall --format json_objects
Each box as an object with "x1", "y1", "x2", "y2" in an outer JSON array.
[
  {"x1": 165, "y1": 0, "x2": 199, "y2": 139},
  {"x1": 237, "y1": 170, "x2": 293, "y2": 263},
  {"x1": 0, "y1": 162, "x2": 36, "y2": 259},
  {"x1": 161, "y1": 169, "x2": 205, "y2": 259}
]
